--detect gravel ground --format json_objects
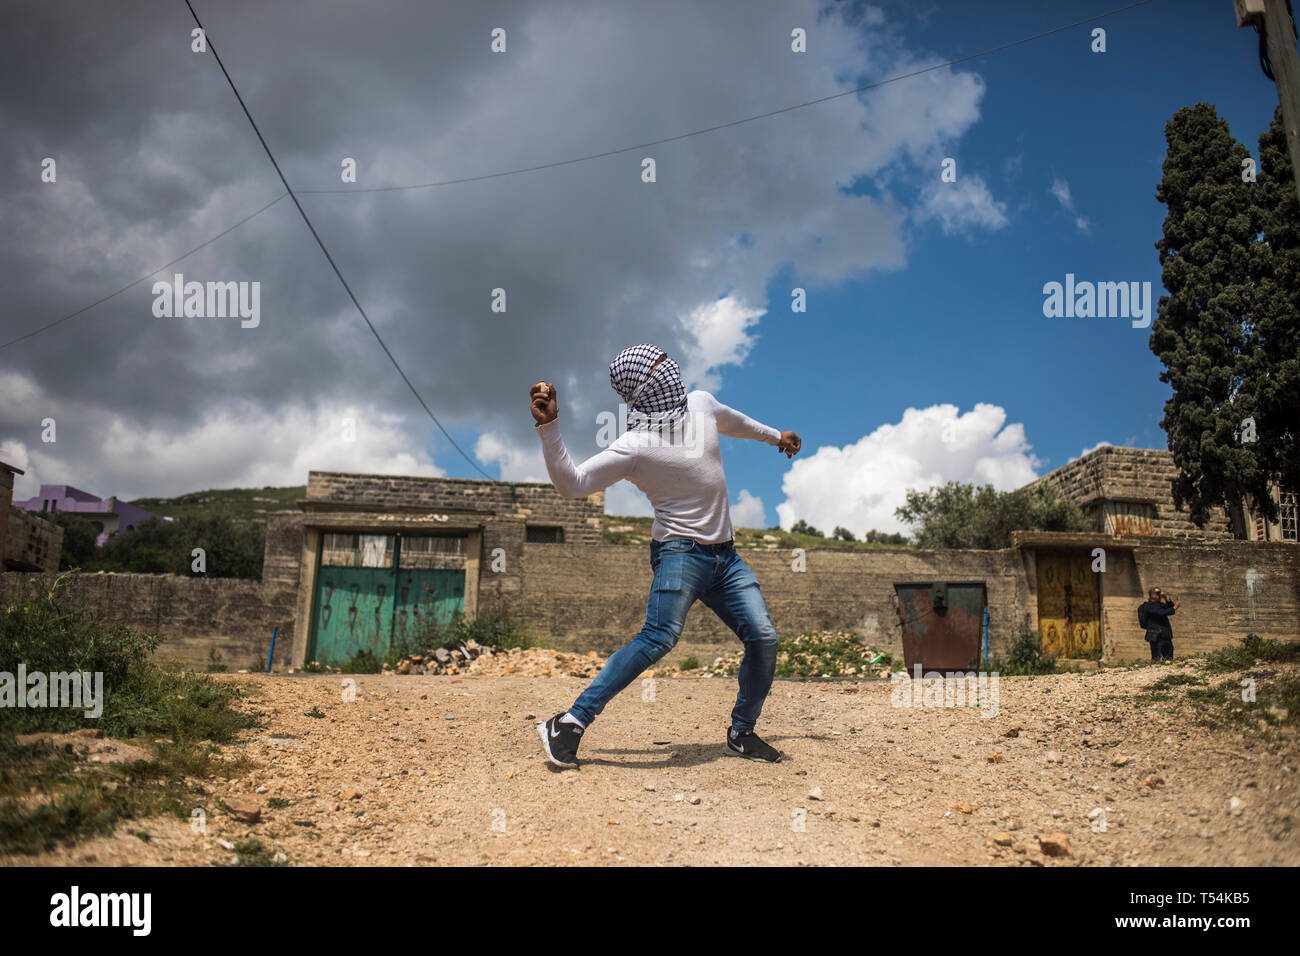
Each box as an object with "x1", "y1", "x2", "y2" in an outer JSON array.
[{"x1": 6, "y1": 661, "x2": 1298, "y2": 867}]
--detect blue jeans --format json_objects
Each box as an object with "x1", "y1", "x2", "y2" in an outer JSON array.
[
  {"x1": 568, "y1": 538, "x2": 779, "y2": 733},
  {"x1": 1150, "y1": 637, "x2": 1173, "y2": 660}
]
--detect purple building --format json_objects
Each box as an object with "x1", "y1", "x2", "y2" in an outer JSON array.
[{"x1": 16, "y1": 484, "x2": 159, "y2": 547}]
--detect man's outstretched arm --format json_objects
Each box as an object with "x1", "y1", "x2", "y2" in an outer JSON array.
[
  {"x1": 703, "y1": 392, "x2": 802, "y2": 460},
  {"x1": 530, "y1": 381, "x2": 635, "y2": 497}
]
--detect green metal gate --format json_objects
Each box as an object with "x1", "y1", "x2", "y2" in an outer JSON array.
[{"x1": 308, "y1": 533, "x2": 465, "y2": 667}]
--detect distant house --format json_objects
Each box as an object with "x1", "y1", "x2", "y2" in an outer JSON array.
[
  {"x1": 1032, "y1": 445, "x2": 1297, "y2": 544},
  {"x1": 15, "y1": 484, "x2": 158, "y2": 547}
]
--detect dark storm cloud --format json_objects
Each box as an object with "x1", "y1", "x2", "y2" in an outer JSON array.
[{"x1": 0, "y1": 0, "x2": 986, "y2": 498}]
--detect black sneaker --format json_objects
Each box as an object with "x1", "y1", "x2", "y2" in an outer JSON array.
[
  {"x1": 725, "y1": 727, "x2": 782, "y2": 762},
  {"x1": 538, "y1": 713, "x2": 583, "y2": 768}
]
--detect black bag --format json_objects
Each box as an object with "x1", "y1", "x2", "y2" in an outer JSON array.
[{"x1": 1137, "y1": 604, "x2": 1149, "y2": 629}]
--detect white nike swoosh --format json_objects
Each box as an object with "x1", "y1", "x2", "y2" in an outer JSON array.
[{"x1": 550, "y1": 725, "x2": 561, "y2": 738}]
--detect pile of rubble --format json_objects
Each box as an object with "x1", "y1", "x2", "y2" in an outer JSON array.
[
  {"x1": 385, "y1": 642, "x2": 607, "y2": 678},
  {"x1": 386, "y1": 640, "x2": 493, "y2": 676},
  {"x1": 466, "y1": 647, "x2": 606, "y2": 678}
]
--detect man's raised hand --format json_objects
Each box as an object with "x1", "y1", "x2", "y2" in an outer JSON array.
[
  {"x1": 777, "y1": 430, "x2": 802, "y2": 459},
  {"x1": 530, "y1": 381, "x2": 558, "y2": 425}
]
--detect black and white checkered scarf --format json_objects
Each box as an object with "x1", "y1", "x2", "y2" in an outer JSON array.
[{"x1": 608, "y1": 344, "x2": 688, "y2": 432}]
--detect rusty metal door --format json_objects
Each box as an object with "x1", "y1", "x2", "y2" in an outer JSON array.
[
  {"x1": 1035, "y1": 552, "x2": 1101, "y2": 659},
  {"x1": 894, "y1": 582, "x2": 987, "y2": 672}
]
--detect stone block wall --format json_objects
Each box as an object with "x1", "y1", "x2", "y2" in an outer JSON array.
[
  {"x1": 5, "y1": 506, "x2": 63, "y2": 572},
  {"x1": 507, "y1": 543, "x2": 1028, "y2": 660},
  {"x1": 304, "y1": 471, "x2": 603, "y2": 544},
  {"x1": 1038, "y1": 446, "x2": 1234, "y2": 540},
  {"x1": 0, "y1": 571, "x2": 298, "y2": 669}
]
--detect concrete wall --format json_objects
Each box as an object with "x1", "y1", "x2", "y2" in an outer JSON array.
[
  {"x1": 2, "y1": 519, "x2": 1294, "y2": 670},
  {"x1": 506, "y1": 542, "x2": 1030, "y2": 659},
  {"x1": 1122, "y1": 539, "x2": 1300, "y2": 659},
  {"x1": 0, "y1": 571, "x2": 297, "y2": 670},
  {"x1": 304, "y1": 471, "x2": 604, "y2": 544}
]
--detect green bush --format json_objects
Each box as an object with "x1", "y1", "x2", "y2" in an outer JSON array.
[
  {"x1": 1203, "y1": 633, "x2": 1300, "y2": 673},
  {"x1": 896, "y1": 479, "x2": 1089, "y2": 549},
  {"x1": 0, "y1": 573, "x2": 255, "y2": 742},
  {"x1": 990, "y1": 625, "x2": 1057, "y2": 676},
  {"x1": 387, "y1": 604, "x2": 542, "y2": 667},
  {"x1": 93, "y1": 514, "x2": 265, "y2": 579},
  {"x1": 0, "y1": 574, "x2": 260, "y2": 854},
  {"x1": 341, "y1": 648, "x2": 382, "y2": 674}
]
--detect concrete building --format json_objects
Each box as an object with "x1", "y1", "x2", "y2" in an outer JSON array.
[
  {"x1": 1, "y1": 453, "x2": 1295, "y2": 671},
  {"x1": 1020, "y1": 445, "x2": 1297, "y2": 660},
  {"x1": 1032, "y1": 444, "x2": 1297, "y2": 543},
  {"x1": 0, "y1": 462, "x2": 63, "y2": 572},
  {"x1": 261, "y1": 470, "x2": 604, "y2": 670},
  {"x1": 14, "y1": 484, "x2": 158, "y2": 546}
]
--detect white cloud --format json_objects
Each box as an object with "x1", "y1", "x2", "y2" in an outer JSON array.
[
  {"x1": 774, "y1": 403, "x2": 1042, "y2": 536},
  {"x1": 1049, "y1": 176, "x2": 1073, "y2": 208},
  {"x1": 4, "y1": 2, "x2": 1000, "y2": 500},
  {"x1": 1049, "y1": 175, "x2": 1091, "y2": 234},
  {"x1": 475, "y1": 432, "x2": 548, "y2": 482},
  {"x1": 676, "y1": 294, "x2": 765, "y2": 391},
  {"x1": 1071, "y1": 440, "x2": 1113, "y2": 462},
  {"x1": 604, "y1": 481, "x2": 652, "y2": 518},
  {"x1": 730, "y1": 488, "x2": 766, "y2": 529},
  {"x1": 915, "y1": 174, "x2": 1009, "y2": 235},
  {"x1": 0, "y1": 371, "x2": 440, "y2": 501}
]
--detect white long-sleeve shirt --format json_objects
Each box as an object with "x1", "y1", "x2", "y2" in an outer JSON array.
[{"x1": 536, "y1": 390, "x2": 781, "y2": 543}]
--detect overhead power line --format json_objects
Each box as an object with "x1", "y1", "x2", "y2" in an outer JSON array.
[
  {"x1": 182, "y1": 0, "x2": 494, "y2": 480},
  {"x1": 0, "y1": 190, "x2": 288, "y2": 351},
  {"x1": 297, "y1": 0, "x2": 1160, "y2": 195},
  {"x1": 4, "y1": 0, "x2": 1160, "y2": 368}
]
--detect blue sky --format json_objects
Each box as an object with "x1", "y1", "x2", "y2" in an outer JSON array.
[
  {"x1": 0, "y1": 0, "x2": 1286, "y2": 535},
  {"x1": 564, "y1": 0, "x2": 1284, "y2": 532}
]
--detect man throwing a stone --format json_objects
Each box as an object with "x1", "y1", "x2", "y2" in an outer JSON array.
[{"x1": 531, "y1": 344, "x2": 801, "y2": 768}]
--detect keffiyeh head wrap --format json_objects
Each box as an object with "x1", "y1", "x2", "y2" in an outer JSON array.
[{"x1": 609, "y1": 344, "x2": 688, "y2": 432}]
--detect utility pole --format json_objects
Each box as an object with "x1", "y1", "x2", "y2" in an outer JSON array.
[{"x1": 1235, "y1": 0, "x2": 1300, "y2": 201}]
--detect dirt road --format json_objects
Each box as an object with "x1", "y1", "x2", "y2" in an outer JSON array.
[{"x1": 8, "y1": 661, "x2": 1298, "y2": 866}]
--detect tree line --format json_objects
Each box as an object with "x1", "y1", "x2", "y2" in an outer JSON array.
[{"x1": 38, "y1": 511, "x2": 266, "y2": 579}]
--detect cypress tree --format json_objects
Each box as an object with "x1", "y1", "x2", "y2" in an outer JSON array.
[{"x1": 1150, "y1": 104, "x2": 1279, "y2": 525}]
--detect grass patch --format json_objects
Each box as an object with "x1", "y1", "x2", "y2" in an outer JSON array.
[
  {"x1": 989, "y1": 626, "x2": 1058, "y2": 676},
  {"x1": 697, "y1": 630, "x2": 895, "y2": 679},
  {"x1": 1202, "y1": 633, "x2": 1300, "y2": 674},
  {"x1": 233, "y1": 836, "x2": 286, "y2": 867},
  {"x1": 0, "y1": 574, "x2": 261, "y2": 854},
  {"x1": 1132, "y1": 635, "x2": 1300, "y2": 732},
  {"x1": 340, "y1": 648, "x2": 381, "y2": 674},
  {"x1": 0, "y1": 733, "x2": 254, "y2": 855},
  {"x1": 1147, "y1": 673, "x2": 1205, "y2": 691}
]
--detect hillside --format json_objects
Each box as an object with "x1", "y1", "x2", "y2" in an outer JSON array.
[
  {"x1": 604, "y1": 515, "x2": 910, "y2": 551},
  {"x1": 129, "y1": 486, "x2": 306, "y2": 524}
]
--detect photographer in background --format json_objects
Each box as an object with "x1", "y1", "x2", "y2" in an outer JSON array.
[{"x1": 1138, "y1": 586, "x2": 1179, "y2": 661}]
